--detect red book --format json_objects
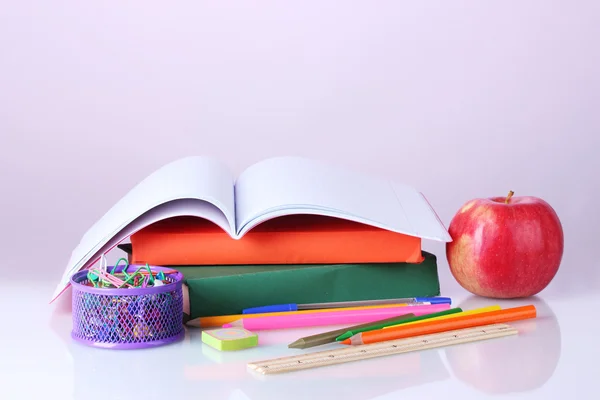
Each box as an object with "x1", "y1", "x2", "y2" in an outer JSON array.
[{"x1": 130, "y1": 215, "x2": 424, "y2": 265}]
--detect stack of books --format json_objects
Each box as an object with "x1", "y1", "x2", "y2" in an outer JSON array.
[{"x1": 52, "y1": 156, "x2": 451, "y2": 322}]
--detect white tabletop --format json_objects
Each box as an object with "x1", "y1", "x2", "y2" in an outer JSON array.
[{"x1": 3, "y1": 264, "x2": 598, "y2": 400}]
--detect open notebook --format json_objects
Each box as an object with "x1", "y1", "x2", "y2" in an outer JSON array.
[{"x1": 51, "y1": 156, "x2": 451, "y2": 302}]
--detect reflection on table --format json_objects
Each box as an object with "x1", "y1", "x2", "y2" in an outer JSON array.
[
  {"x1": 50, "y1": 289, "x2": 560, "y2": 399},
  {"x1": 444, "y1": 295, "x2": 561, "y2": 395}
]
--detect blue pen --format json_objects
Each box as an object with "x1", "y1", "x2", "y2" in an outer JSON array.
[{"x1": 242, "y1": 297, "x2": 452, "y2": 314}]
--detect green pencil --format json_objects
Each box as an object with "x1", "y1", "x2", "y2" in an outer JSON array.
[
  {"x1": 287, "y1": 313, "x2": 417, "y2": 349},
  {"x1": 335, "y1": 307, "x2": 463, "y2": 341}
]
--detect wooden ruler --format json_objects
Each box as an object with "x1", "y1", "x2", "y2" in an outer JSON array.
[{"x1": 248, "y1": 323, "x2": 518, "y2": 375}]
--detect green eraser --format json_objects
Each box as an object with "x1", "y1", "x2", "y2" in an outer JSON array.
[{"x1": 201, "y1": 328, "x2": 258, "y2": 351}]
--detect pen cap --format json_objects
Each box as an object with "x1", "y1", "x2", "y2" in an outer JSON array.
[
  {"x1": 242, "y1": 304, "x2": 298, "y2": 314},
  {"x1": 415, "y1": 297, "x2": 452, "y2": 305}
]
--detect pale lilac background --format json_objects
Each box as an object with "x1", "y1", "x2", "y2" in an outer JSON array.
[{"x1": 0, "y1": 1, "x2": 598, "y2": 302}]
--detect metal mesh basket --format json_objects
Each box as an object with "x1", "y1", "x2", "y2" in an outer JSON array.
[{"x1": 70, "y1": 265, "x2": 185, "y2": 349}]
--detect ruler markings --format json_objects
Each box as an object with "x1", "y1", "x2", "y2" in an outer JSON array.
[{"x1": 248, "y1": 323, "x2": 518, "y2": 375}]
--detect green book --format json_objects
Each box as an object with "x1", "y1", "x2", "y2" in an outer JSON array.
[{"x1": 167, "y1": 251, "x2": 441, "y2": 319}]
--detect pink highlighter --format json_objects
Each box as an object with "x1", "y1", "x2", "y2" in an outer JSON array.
[{"x1": 222, "y1": 304, "x2": 451, "y2": 330}]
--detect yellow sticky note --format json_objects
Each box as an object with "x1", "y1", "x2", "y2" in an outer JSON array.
[{"x1": 383, "y1": 305, "x2": 502, "y2": 329}]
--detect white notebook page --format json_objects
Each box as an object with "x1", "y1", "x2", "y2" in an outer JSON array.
[
  {"x1": 52, "y1": 198, "x2": 229, "y2": 301},
  {"x1": 234, "y1": 156, "x2": 412, "y2": 235},
  {"x1": 234, "y1": 156, "x2": 450, "y2": 241},
  {"x1": 68, "y1": 156, "x2": 236, "y2": 277}
]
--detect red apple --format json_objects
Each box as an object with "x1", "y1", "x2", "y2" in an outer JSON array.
[{"x1": 446, "y1": 191, "x2": 564, "y2": 298}]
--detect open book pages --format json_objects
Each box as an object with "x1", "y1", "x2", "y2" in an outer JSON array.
[{"x1": 52, "y1": 156, "x2": 450, "y2": 301}]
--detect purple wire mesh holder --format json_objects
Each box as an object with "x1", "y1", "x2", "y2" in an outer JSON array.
[{"x1": 70, "y1": 265, "x2": 185, "y2": 349}]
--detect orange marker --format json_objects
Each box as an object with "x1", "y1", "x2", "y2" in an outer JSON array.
[
  {"x1": 341, "y1": 304, "x2": 536, "y2": 345},
  {"x1": 383, "y1": 305, "x2": 501, "y2": 328}
]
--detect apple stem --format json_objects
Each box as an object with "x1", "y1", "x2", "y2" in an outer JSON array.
[{"x1": 505, "y1": 190, "x2": 514, "y2": 204}]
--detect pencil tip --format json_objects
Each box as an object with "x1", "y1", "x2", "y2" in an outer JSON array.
[
  {"x1": 185, "y1": 319, "x2": 201, "y2": 328},
  {"x1": 288, "y1": 340, "x2": 304, "y2": 348},
  {"x1": 341, "y1": 338, "x2": 351, "y2": 345}
]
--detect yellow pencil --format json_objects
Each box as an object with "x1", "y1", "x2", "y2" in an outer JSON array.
[
  {"x1": 382, "y1": 305, "x2": 501, "y2": 329},
  {"x1": 187, "y1": 303, "x2": 435, "y2": 328}
]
